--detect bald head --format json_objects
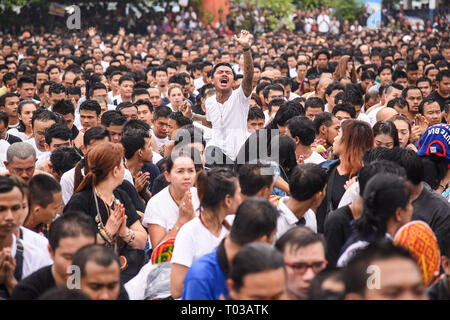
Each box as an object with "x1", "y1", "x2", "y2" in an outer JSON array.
[
  {"x1": 376, "y1": 107, "x2": 398, "y2": 122},
  {"x1": 6, "y1": 142, "x2": 36, "y2": 163}
]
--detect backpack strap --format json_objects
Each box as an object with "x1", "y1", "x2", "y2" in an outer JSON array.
[{"x1": 13, "y1": 238, "x2": 24, "y2": 282}]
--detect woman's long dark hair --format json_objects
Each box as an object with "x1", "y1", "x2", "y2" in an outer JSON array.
[
  {"x1": 355, "y1": 173, "x2": 411, "y2": 238},
  {"x1": 373, "y1": 120, "x2": 400, "y2": 148}
]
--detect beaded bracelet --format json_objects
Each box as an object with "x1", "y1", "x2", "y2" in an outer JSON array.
[{"x1": 127, "y1": 230, "x2": 136, "y2": 244}]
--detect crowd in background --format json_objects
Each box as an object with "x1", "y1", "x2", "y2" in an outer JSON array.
[{"x1": 0, "y1": 2, "x2": 449, "y2": 301}]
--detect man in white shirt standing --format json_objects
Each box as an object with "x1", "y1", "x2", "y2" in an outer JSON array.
[
  {"x1": 317, "y1": 9, "x2": 330, "y2": 34},
  {"x1": 183, "y1": 30, "x2": 254, "y2": 163}
]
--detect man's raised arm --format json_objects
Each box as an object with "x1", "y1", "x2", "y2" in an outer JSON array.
[{"x1": 235, "y1": 30, "x2": 254, "y2": 98}]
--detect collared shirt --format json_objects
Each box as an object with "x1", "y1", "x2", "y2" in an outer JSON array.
[{"x1": 275, "y1": 197, "x2": 317, "y2": 240}]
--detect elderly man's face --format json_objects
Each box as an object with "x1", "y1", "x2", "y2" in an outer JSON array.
[{"x1": 5, "y1": 155, "x2": 36, "y2": 182}]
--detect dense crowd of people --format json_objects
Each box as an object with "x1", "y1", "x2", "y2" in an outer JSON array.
[{"x1": 0, "y1": 5, "x2": 449, "y2": 301}]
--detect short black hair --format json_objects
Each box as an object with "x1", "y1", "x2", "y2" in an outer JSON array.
[
  {"x1": 44, "y1": 122, "x2": 72, "y2": 145},
  {"x1": 343, "y1": 240, "x2": 418, "y2": 296},
  {"x1": 275, "y1": 226, "x2": 326, "y2": 254},
  {"x1": 332, "y1": 104, "x2": 356, "y2": 119},
  {"x1": 48, "y1": 82, "x2": 66, "y2": 96},
  {"x1": 50, "y1": 147, "x2": 82, "y2": 176},
  {"x1": 229, "y1": 198, "x2": 279, "y2": 246},
  {"x1": 121, "y1": 128, "x2": 150, "y2": 159},
  {"x1": 135, "y1": 99, "x2": 153, "y2": 113},
  {"x1": 132, "y1": 88, "x2": 150, "y2": 102},
  {"x1": 419, "y1": 97, "x2": 441, "y2": 114},
  {"x1": 153, "y1": 105, "x2": 172, "y2": 121},
  {"x1": 28, "y1": 174, "x2": 62, "y2": 209},
  {"x1": 0, "y1": 175, "x2": 24, "y2": 197},
  {"x1": 31, "y1": 108, "x2": 59, "y2": 128},
  {"x1": 211, "y1": 62, "x2": 236, "y2": 80},
  {"x1": 247, "y1": 106, "x2": 265, "y2": 121},
  {"x1": 304, "y1": 97, "x2": 325, "y2": 112},
  {"x1": 313, "y1": 112, "x2": 337, "y2": 134},
  {"x1": 50, "y1": 211, "x2": 95, "y2": 252},
  {"x1": 289, "y1": 163, "x2": 327, "y2": 202},
  {"x1": 358, "y1": 160, "x2": 406, "y2": 197},
  {"x1": 53, "y1": 100, "x2": 75, "y2": 116},
  {"x1": 80, "y1": 99, "x2": 101, "y2": 116},
  {"x1": 101, "y1": 110, "x2": 126, "y2": 127},
  {"x1": 436, "y1": 69, "x2": 450, "y2": 82},
  {"x1": 71, "y1": 244, "x2": 120, "y2": 277},
  {"x1": 83, "y1": 126, "x2": 110, "y2": 146},
  {"x1": 0, "y1": 92, "x2": 19, "y2": 107},
  {"x1": 263, "y1": 84, "x2": 285, "y2": 100},
  {"x1": 169, "y1": 111, "x2": 193, "y2": 128},
  {"x1": 238, "y1": 162, "x2": 274, "y2": 196},
  {"x1": 18, "y1": 75, "x2": 35, "y2": 88},
  {"x1": 287, "y1": 116, "x2": 316, "y2": 146},
  {"x1": 119, "y1": 74, "x2": 135, "y2": 85},
  {"x1": 229, "y1": 242, "x2": 285, "y2": 292}
]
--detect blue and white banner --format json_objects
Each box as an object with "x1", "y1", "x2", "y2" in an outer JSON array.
[{"x1": 365, "y1": 0, "x2": 382, "y2": 29}]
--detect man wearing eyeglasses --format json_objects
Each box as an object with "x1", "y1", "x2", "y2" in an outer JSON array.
[{"x1": 275, "y1": 226, "x2": 328, "y2": 300}]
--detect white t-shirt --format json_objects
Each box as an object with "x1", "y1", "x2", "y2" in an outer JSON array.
[
  {"x1": 193, "y1": 121, "x2": 212, "y2": 143},
  {"x1": 205, "y1": 86, "x2": 251, "y2": 160},
  {"x1": 25, "y1": 138, "x2": 50, "y2": 161},
  {"x1": 194, "y1": 77, "x2": 205, "y2": 91},
  {"x1": 20, "y1": 226, "x2": 52, "y2": 262},
  {"x1": 11, "y1": 233, "x2": 53, "y2": 279},
  {"x1": 0, "y1": 139, "x2": 10, "y2": 164},
  {"x1": 275, "y1": 197, "x2": 317, "y2": 240},
  {"x1": 338, "y1": 182, "x2": 360, "y2": 208},
  {"x1": 171, "y1": 217, "x2": 228, "y2": 268},
  {"x1": 357, "y1": 112, "x2": 372, "y2": 124},
  {"x1": 367, "y1": 106, "x2": 385, "y2": 126},
  {"x1": 317, "y1": 14, "x2": 330, "y2": 33},
  {"x1": 7, "y1": 128, "x2": 29, "y2": 141},
  {"x1": 304, "y1": 151, "x2": 326, "y2": 165},
  {"x1": 151, "y1": 131, "x2": 170, "y2": 150},
  {"x1": 289, "y1": 92, "x2": 301, "y2": 101},
  {"x1": 143, "y1": 186, "x2": 201, "y2": 248}
]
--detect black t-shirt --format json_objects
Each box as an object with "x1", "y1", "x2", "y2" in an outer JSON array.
[
  {"x1": 118, "y1": 180, "x2": 146, "y2": 213},
  {"x1": 151, "y1": 173, "x2": 169, "y2": 197},
  {"x1": 324, "y1": 205, "x2": 354, "y2": 267},
  {"x1": 428, "y1": 90, "x2": 450, "y2": 111},
  {"x1": 412, "y1": 183, "x2": 450, "y2": 247},
  {"x1": 10, "y1": 264, "x2": 130, "y2": 300},
  {"x1": 331, "y1": 170, "x2": 349, "y2": 210},
  {"x1": 6, "y1": 133, "x2": 22, "y2": 144},
  {"x1": 192, "y1": 104, "x2": 205, "y2": 116},
  {"x1": 10, "y1": 265, "x2": 55, "y2": 300},
  {"x1": 71, "y1": 125, "x2": 79, "y2": 141},
  {"x1": 141, "y1": 162, "x2": 160, "y2": 193},
  {"x1": 64, "y1": 187, "x2": 147, "y2": 283}
]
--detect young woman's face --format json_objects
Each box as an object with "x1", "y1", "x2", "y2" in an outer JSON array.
[
  {"x1": 393, "y1": 120, "x2": 410, "y2": 148},
  {"x1": 113, "y1": 158, "x2": 125, "y2": 185},
  {"x1": 167, "y1": 156, "x2": 196, "y2": 192},
  {"x1": 19, "y1": 103, "x2": 37, "y2": 128},
  {"x1": 226, "y1": 180, "x2": 242, "y2": 214},
  {"x1": 374, "y1": 133, "x2": 395, "y2": 149},
  {"x1": 332, "y1": 128, "x2": 343, "y2": 156},
  {"x1": 169, "y1": 88, "x2": 183, "y2": 109}
]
